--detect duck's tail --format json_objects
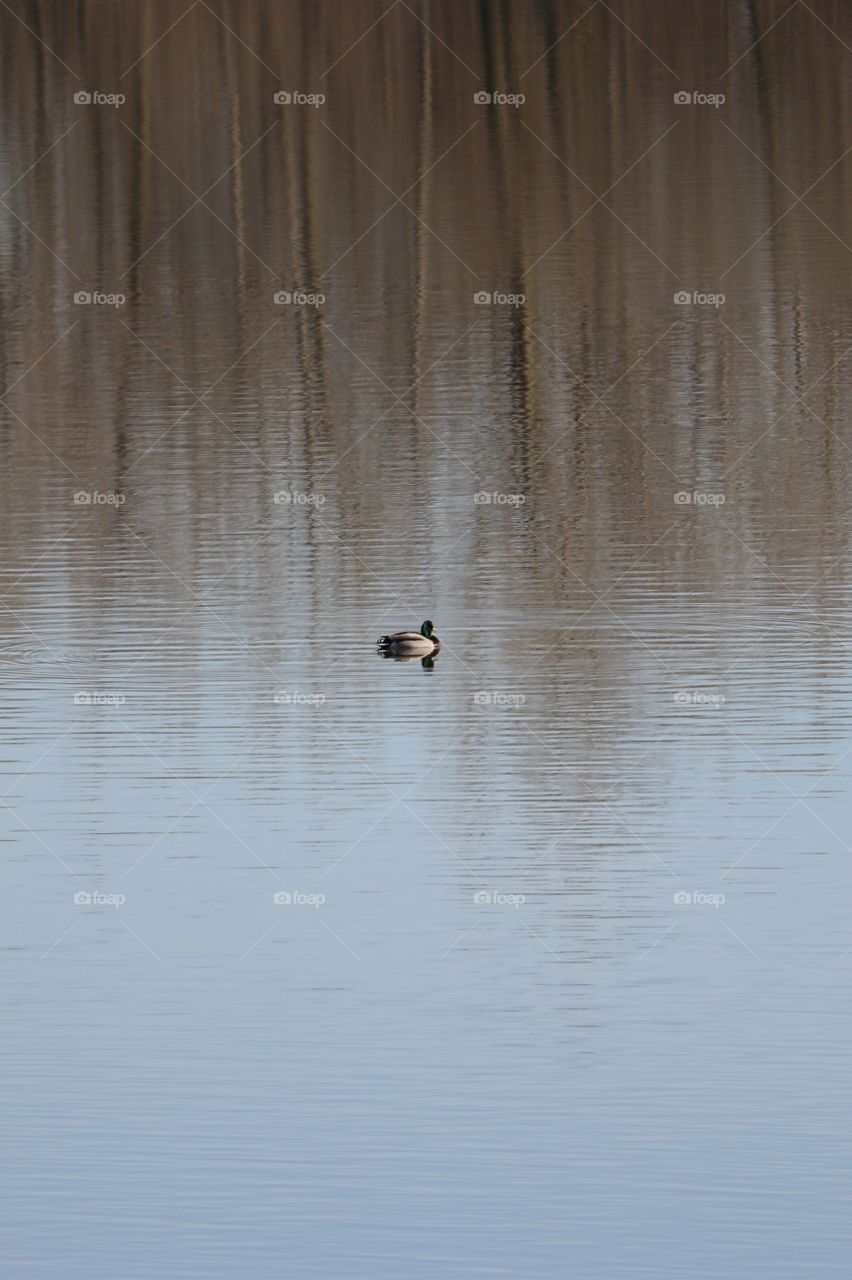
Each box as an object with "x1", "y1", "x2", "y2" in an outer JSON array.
[{"x1": 376, "y1": 635, "x2": 392, "y2": 649}]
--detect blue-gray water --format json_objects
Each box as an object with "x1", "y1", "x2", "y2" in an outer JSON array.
[{"x1": 2, "y1": 2, "x2": 852, "y2": 1275}]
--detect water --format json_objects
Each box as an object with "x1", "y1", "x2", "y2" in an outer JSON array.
[{"x1": 2, "y1": 2, "x2": 852, "y2": 1275}]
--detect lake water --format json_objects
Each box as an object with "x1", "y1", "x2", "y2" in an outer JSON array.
[{"x1": 1, "y1": 2, "x2": 852, "y2": 1275}]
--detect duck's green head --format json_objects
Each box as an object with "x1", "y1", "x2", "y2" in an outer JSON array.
[{"x1": 420, "y1": 620, "x2": 435, "y2": 638}]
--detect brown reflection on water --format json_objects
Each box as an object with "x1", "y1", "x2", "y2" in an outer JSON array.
[
  {"x1": 1, "y1": 6, "x2": 849, "y2": 514},
  {"x1": 0, "y1": 12, "x2": 849, "y2": 794},
  {"x1": 0, "y1": 5, "x2": 850, "y2": 789}
]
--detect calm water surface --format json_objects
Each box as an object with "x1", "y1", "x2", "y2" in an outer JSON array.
[{"x1": 1, "y1": 2, "x2": 852, "y2": 1275}]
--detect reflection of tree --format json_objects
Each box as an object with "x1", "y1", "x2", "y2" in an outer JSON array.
[{"x1": 0, "y1": 0, "x2": 849, "y2": 652}]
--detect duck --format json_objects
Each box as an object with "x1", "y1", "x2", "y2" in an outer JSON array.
[{"x1": 377, "y1": 620, "x2": 441, "y2": 657}]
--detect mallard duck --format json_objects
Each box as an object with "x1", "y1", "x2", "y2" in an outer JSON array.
[{"x1": 377, "y1": 620, "x2": 441, "y2": 656}]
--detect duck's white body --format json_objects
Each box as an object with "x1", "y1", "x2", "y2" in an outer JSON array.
[
  {"x1": 378, "y1": 631, "x2": 438, "y2": 656},
  {"x1": 377, "y1": 623, "x2": 441, "y2": 657}
]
